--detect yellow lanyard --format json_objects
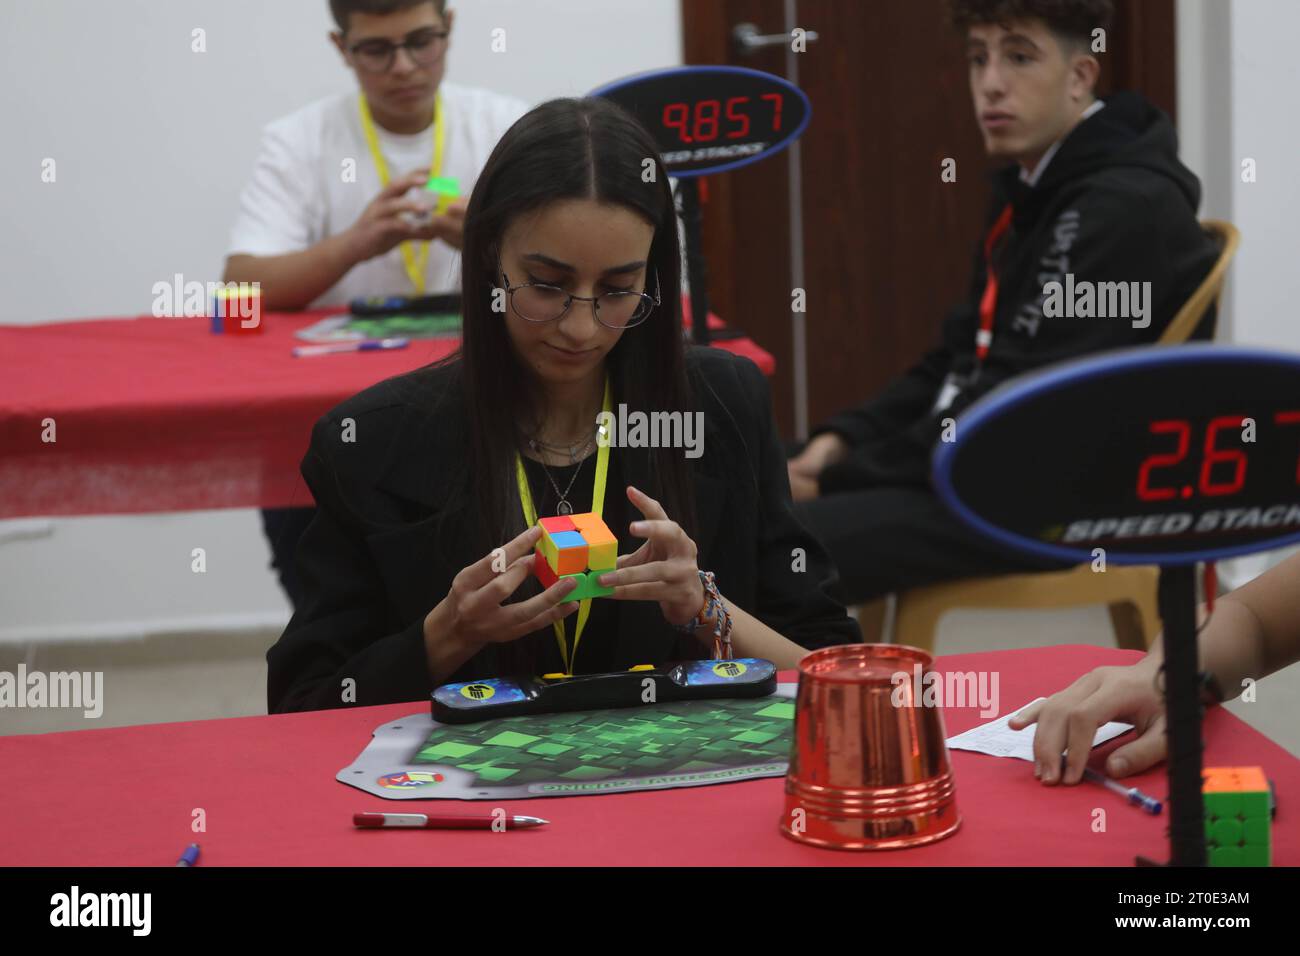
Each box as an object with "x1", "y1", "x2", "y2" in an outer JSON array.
[
  {"x1": 514, "y1": 377, "x2": 612, "y2": 675},
  {"x1": 358, "y1": 91, "x2": 446, "y2": 294}
]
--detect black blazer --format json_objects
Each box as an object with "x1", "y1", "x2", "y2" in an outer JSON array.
[{"x1": 267, "y1": 347, "x2": 861, "y2": 712}]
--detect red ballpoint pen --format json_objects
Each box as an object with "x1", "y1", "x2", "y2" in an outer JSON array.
[{"x1": 353, "y1": 812, "x2": 549, "y2": 830}]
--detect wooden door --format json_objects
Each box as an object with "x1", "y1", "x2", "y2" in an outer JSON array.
[{"x1": 682, "y1": 0, "x2": 1176, "y2": 438}]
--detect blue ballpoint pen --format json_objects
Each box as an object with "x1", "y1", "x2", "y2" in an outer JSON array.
[
  {"x1": 1082, "y1": 767, "x2": 1163, "y2": 815},
  {"x1": 176, "y1": 843, "x2": 201, "y2": 867}
]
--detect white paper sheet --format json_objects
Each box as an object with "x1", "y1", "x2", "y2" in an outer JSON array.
[{"x1": 946, "y1": 697, "x2": 1133, "y2": 761}]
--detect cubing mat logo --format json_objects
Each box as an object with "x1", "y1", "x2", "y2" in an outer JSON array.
[{"x1": 378, "y1": 771, "x2": 445, "y2": 789}]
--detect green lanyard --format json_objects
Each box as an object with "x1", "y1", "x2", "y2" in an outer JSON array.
[{"x1": 513, "y1": 377, "x2": 612, "y2": 675}]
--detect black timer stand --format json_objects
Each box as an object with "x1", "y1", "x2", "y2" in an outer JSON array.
[
  {"x1": 1142, "y1": 564, "x2": 1207, "y2": 866},
  {"x1": 677, "y1": 177, "x2": 711, "y2": 347}
]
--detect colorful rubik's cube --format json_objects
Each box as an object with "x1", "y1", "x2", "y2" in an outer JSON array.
[
  {"x1": 533, "y1": 513, "x2": 617, "y2": 601},
  {"x1": 424, "y1": 175, "x2": 461, "y2": 215},
  {"x1": 1203, "y1": 766, "x2": 1271, "y2": 867},
  {"x1": 210, "y1": 283, "x2": 263, "y2": 335}
]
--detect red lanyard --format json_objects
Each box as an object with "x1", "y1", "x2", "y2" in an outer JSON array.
[{"x1": 975, "y1": 203, "x2": 1014, "y2": 362}]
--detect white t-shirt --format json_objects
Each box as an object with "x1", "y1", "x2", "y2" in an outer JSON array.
[{"x1": 227, "y1": 82, "x2": 529, "y2": 307}]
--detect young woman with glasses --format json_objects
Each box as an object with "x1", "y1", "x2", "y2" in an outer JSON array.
[{"x1": 268, "y1": 98, "x2": 859, "y2": 713}]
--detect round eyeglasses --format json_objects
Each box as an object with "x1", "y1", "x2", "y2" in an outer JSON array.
[
  {"x1": 348, "y1": 27, "x2": 449, "y2": 74},
  {"x1": 500, "y1": 270, "x2": 661, "y2": 330}
]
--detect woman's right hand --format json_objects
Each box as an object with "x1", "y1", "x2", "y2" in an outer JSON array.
[
  {"x1": 424, "y1": 525, "x2": 579, "y2": 657},
  {"x1": 1008, "y1": 659, "x2": 1168, "y2": 785}
]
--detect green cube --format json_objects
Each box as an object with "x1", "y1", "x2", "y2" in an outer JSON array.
[
  {"x1": 1209, "y1": 845, "x2": 1243, "y2": 867},
  {"x1": 1205, "y1": 792, "x2": 1242, "y2": 816},
  {"x1": 1203, "y1": 767, "x2": 1271, "y2": 868},
  {"x1": 1208, "y1": 817, "x2": 1244, "y2": 845},
  {"x1": 563, "y1": 570, "x2": 614, "y2": 601},
  {"x1": 1241, "y1": 844, "x2": 1271, "y2": 867},
  {"x1": 1243, "y1": 817, "x2": 1270, "y2": 844},
  {"x1": 424, "y1": 175, "x2": 460, "y2": 196},
  {"x1": 423, "y1": 176, "x2": 461, "y2": 215}
]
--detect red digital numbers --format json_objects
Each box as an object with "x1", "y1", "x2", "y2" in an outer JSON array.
[
  {"x1": 761, "y1": 92, "x2": 783, "y2": 131},
  {"x1": 663, "y1": 102, "x2": 692, "y2": 143},
  {"x1": 661, "y1": 93, "x2": 784, "y2": 144},
  {"x1": 1136, "y1": 420, "x2": 1189, "y2": 501},
  {"x1": 1276, "y1": 410, "x2": 1300, "y2": 483},
  {"x1": 1200, "y1": 415, "x2": 1248, "y2": 496},
  {"x1": 1135, "y1": 414, "x2": 1274, "y2": 501},
  {"x1": 693, "y1": 99, "x2": 720, "y2": 141},
  {"x1": 724, "y1": 97, "x2": 750, "y2": 138}
]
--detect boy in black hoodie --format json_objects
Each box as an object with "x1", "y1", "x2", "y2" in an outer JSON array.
[{"x1": 789, "y1": 0, "x2": 1220, "y2": 603}]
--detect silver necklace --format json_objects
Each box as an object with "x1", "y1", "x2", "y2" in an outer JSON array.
[
  {"x1": 535, "y1": 438, "x2": 593, "y2": 515},
  {"x1": 522, "y1": 413, "x2": 602, "y2": 514},
  {"x1": 526, "y1": 423, "x2": 598, "y2": 465}
]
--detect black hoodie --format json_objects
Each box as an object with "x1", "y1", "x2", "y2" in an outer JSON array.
[{"x1": 815, "y1": 91, "x2": 1220, "y2": 493}]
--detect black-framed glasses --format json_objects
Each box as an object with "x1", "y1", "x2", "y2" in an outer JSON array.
[
  {"x1": 500, "y1": 270, "x2": 661, "y2": 330},
  {"x1": 347, "y1": 27, "x2": 450, "y2": 74}
]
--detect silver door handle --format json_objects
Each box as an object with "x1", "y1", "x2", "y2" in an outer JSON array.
[{"x1": 732, "y1": 22, "x2": 818, "y2": 56}]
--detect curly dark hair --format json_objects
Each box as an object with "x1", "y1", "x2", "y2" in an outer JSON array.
[{"x1": 945, "y1": 0, "x2": 1115, "y2": 47}]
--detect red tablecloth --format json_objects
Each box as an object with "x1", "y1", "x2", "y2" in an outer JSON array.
[
  {"x1": 1, "y1": 646, "x2": 1294, "y2": 866},
  {"x1": 0, "y1": 308, "x2": 773, "y2": 519}
]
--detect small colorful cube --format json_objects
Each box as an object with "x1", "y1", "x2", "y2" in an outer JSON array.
[
  {"x1": 532, "y1": 512, "x2": 617, "y2": 600},
  {"x1": 210, "y1": 283, "x2": 263, "y2": 335},
  {"x1": 424, "y1": 175, "x2": 461, "y2": 215},
  {"x1": 1203, "y1": 766, "x2": 1271, "y2": 867}
]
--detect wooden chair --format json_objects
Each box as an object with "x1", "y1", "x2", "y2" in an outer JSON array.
[{"x1": 859, "y1": 220, "x2": 1242, "y2": 653}]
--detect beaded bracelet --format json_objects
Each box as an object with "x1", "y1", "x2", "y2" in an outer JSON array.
[{"x1": 673, "y1": 569, "x2": 734, "y2": 660}]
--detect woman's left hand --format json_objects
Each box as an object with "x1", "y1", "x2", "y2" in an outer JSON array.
[{"x1": 597, "y1": 486, "x2": 705, "y2": 628}]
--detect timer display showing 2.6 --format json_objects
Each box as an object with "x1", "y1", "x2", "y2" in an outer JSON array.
[{"x1": 934, "y1": 346, "x2": 1300, "y2": 565}]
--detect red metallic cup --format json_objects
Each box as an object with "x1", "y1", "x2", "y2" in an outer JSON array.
[{"x1": 780, "y1": 643, "x2": 961, "y2": 850}]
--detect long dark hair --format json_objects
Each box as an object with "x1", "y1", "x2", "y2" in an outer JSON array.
[{"x1": 444, "y1": 96, "x2": 697, "y2": 582}]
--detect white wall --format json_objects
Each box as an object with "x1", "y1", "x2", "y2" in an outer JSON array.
[
  {"x1": 0, "y1": 0, "x2": 682, "y2": 641},
  {"x1": 1178, "y1": 0, "x2": 1300, "y2": 348},
  {"x1": 1220, "y1": 0, "x2": 1300, "y2": 352},
  {"x1": 1177, "y1": 0, "x2": 1300, "y2": 589}
]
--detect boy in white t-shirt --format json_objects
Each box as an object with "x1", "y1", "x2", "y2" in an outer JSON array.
[
  {"x1": 230, "y1": 0, "x2": 527, "y2": 608},
  {"x1": 224, "y1": 0, "x2": 527, "y2": 308}
]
